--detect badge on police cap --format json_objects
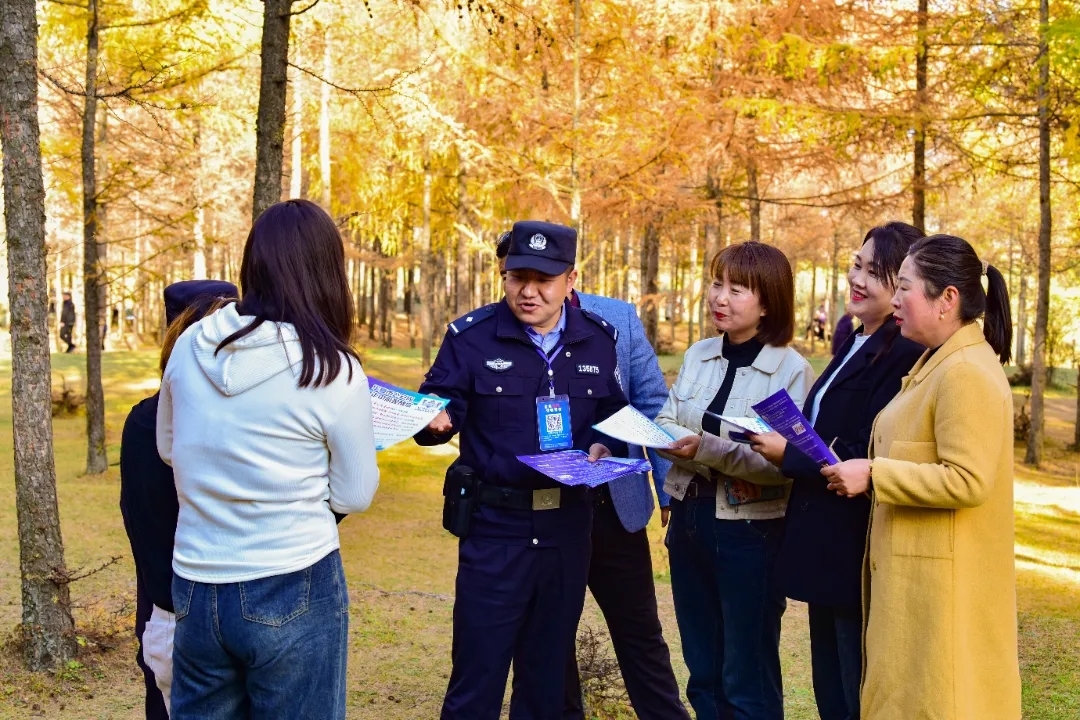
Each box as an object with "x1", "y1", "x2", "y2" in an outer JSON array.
[{"x1": 529, "y1": 233, "x2": 548, "y2": 251}]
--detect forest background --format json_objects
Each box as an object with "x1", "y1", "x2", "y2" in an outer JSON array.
[{"x1": 2, "y1": 0, "x2": 1080, "y2": 717}]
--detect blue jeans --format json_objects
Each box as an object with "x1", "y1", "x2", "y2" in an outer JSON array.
[
  {"x1": 170, "y1": 550, "x2": 349, "y2": 719},
  {"x1": 808, "y1": 603, "x2": 862, "y2": 720},
  {"x1": 667, "y1": 497, "x2": 786, "y2": 720}
]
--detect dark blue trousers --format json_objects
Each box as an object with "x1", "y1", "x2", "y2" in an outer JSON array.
[
  {"x1": 808, "y1": 603, "x2": 862, "y2": 720},
  {"x1": 442, "y1": 537, "x2": 591, "y2": 720},
  {"x1": 667, "y1": 497, "x2": 786, "y2": 720}
]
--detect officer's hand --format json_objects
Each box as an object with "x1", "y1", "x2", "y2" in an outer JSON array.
[
  {"x1": 660, "y1": 507, "x2": 670, "y2": 528},
  {"x1": 587, "y1": 443, "x2": 612, "y2": 462},
  {"x1": 666, "y1": 434, "x2": 701, "y2": 460},
  {"x1": 426, "y1": 410, "x2": 453, "y2": 434}
]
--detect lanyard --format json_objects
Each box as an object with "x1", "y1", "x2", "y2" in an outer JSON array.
[{"x1": 533, "y1": 343, "x2": 565, "y2": 397}]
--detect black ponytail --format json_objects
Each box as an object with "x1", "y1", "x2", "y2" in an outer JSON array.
[
  {"x1": 907, "y1": 234, "x2": 1013, "y2": 365},
  {"x1": 983, "y1": 263, "x2": 1013, "y2": 365}
]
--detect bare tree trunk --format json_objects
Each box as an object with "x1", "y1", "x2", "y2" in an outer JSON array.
[
  {"x1": 0, "y1": 0, "x2": 77, "y2": 669},
  {"x1": 747, "y1": 158, "x2": 760, "y2": 243},
  {"x1": 82, "y1": 0, "x2": 107, "y2": 474},
  {"x1": 252, "y1": 0, "x2": 293, "y2": 221},
  {"x1": 829, "y1": 229, "x2": 841, "y2": 330},
  {"x1": 192, "y1": 125, "x2": 207, "y2": 279},
  {"x1": 289, "y1": 62, "x2": 302, "y2": 199},
  {"x1": 641, "y1": 222, "x2": 660, "y2": 350},
  {"x1": 1026, "y1": 0, "x2": 1052, "y2": 467},
  {"x1": 569, "y1": 0, "x2": 582, "y2": 230},
  {"x1": 1072, "y1": 358, "x2": 1080, "y2": 451},
  {"x1": 807, "y1": 263, "x2": 818, "y2": 351},
  {"x1": 1017, "y1": 270, "x2": 1028, "y2": 366},
  {"x1": 319, "y1": 28, "x2": 331, "y2": 209},
  {"x1": 456, "y1": 159, "x2": 472, "y2": 314},
  {"x1": 913, "y1": 0, "x2": 928, "y2": 232},
  {"x1": 418, "y1": 148, "x2": 434, "y2": 366}
]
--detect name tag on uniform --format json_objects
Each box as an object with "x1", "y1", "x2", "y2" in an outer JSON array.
[{"x1": 536, "y1": 395, "x2": 573, "y2": 452}]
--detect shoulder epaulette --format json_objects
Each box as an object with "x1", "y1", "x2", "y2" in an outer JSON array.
[
  {"x1": 448, "y1": 304, "x2": 496, "y2": 336},
  {"x1": 580, "y1": 308, "x2": 619, "y2": 342}
]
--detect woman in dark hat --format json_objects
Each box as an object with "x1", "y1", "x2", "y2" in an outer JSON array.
[{"x1": 120, "y1": 279, "x2": 237, "y2": 718}]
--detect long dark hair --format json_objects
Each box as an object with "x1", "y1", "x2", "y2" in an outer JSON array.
[
  {"x1": 906, "y1": 234, "x2": 1012, "y2": 364},
  {"x1": 862, "y1": 221, "x2": 926, "y2": 359},
  {"x1": 216, "y1": 199, "x2": 359, "y2": 387}
]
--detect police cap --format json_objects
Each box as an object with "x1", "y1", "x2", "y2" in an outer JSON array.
[{"x1": 504, "y1": 220, "x2": 577, "y2": 276}]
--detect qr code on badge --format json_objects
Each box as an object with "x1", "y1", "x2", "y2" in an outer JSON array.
[
  {"x1": 792, "y1": 421, "x2": 806, "y2": 435},
  {"x1": 546, "y1": 413, "x2": 564, "y2": 435}
]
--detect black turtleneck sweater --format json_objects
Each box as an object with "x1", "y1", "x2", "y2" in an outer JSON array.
[{"x1": 700, "y1": 335, "x2": 764, "y2": 437}]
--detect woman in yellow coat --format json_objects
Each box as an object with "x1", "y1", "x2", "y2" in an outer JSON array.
[{"x1": 821, "y1": 234, "x2": 1021, "y2": 720}]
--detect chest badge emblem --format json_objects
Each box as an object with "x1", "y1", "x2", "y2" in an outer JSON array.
[
  {"x1": 529, "y1": 233, "x2": 548, "y2": 251},
  {"x1": 485, "y1": 358, "x2": 514, "y2": 372}
]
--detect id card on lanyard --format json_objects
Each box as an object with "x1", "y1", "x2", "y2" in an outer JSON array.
[{"x1": 535, "y1": 343, "x2": 573, "y2": 451}]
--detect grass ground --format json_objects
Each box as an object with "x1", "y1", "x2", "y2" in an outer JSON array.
[{"x1": 0, "y1": 345, "x2": 1078, "y2": 718}]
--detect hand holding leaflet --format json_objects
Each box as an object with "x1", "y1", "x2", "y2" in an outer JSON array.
[
  {"x1": 517, "y1": 450, "x2": 653, "y2": 488},
  {"x1": 750, "y1": 389, "x2": 839, "y2": 465},
  {"x1": 369, "y1": 377, "x2": 450, "y2": 450},
  {"x1": 591, "y1": 405, "x2": 675, "y2": 449}
]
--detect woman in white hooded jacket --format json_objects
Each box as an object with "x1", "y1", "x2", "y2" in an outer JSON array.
[{"x1": 158, "y1": 200, "x2": 379, "y2": 719}]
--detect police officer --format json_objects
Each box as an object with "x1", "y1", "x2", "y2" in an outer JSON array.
[{"x1": 415, "y1": 220, "x2": 629, "y2": 720}]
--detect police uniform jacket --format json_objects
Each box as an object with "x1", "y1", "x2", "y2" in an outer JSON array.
[{"x1": 415, "y1": 299, "x2": 629, "y2": 547}]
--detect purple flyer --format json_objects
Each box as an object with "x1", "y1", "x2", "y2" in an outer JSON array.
[
  {"x1": 516, "y1": 451, "x2": 653, "y2": 488},
  {"x1": 751, "y1": 390, "x2": 839, "y2": 466}
]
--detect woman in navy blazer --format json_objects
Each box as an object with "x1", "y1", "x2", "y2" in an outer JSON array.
[{"x1": 748, "y1": 222, "x2": 925, "y2": 720}]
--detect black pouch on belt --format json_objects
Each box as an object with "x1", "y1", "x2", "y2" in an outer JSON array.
[{"x1": 442, "y1": 464, "x2": 479, "y2": 538}]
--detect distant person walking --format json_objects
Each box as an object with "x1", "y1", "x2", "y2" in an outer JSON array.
[
  {"x1": 60, "y1": 291, "x2": 76, "y2": 353},
  {"x1": 120, "y1": 279, "x2": 238, "y2": 718},
  {"x1": 159, "y1": 200, "x2": 380, "y2": 719}
]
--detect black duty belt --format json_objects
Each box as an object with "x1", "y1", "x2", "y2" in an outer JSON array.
[{"x1": 477, "y1": 483, "x2": 564, "y2": 511}]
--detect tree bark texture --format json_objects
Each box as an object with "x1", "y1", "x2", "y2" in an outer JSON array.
[
  {"x1": 252, "y1": 0, "x2": 293, "y2": 221},
  {"x1": 912, "y1": 0, "x2": 928, "y2": 233},
  {"x1": 747, "y1": 159, "x2": 760, "y2": 243},
  {"x1": 1025, "y1": 0, "x2": 1052, "y2": 467},
  {"x1": 418, "y1": 148, "x2": 433, "y2": 367},
  {"x1": 0, "y1": 0, "x2": 78, "y2": 669},
  {"x1": 319, "y1": 30, "x2": 331, "y2": 208},
  {"x1": 640, "y1": 223, "x2": 660, "y2": 350},
  {"x1": 82, "y1": 0, "x2": 108, "y2": 474},
  {"x1": 456, "y1": 161, "x2": 472, "y2": 315}
]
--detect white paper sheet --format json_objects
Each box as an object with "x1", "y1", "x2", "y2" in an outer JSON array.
[
  {"x1": 703, "y1": 411, "x2": 773, "y2": 435},
  {"x1": 592, "y1": 405, "x2": 675, "y2": 449},
  {"x1": 368, "y1": 378, "x2": 450, "y2": 451}
]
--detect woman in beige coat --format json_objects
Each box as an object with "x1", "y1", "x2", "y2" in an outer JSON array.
[{"x1": 821, "y1": 234, "x2": 1021, "y2": 720}]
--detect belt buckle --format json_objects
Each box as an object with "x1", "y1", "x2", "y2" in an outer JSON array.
[{"x1": 532, "y1": 488, "x2": 561, "y2": 511}]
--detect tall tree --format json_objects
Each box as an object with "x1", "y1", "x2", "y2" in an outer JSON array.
[
  {"x1": 640, "y1": 222, "x2": 660, "y2": 350},
  {"x1": 1025, "y1": 0, "x2": 1053, "y2": 466},
  {"x1": 0, "y1": 0, "x2": 77, "y2": 669},
  {"x1": 82, "y1": 0, "x2": 108, "y2": 474},
  {"x1": 913, "y1": 0, "x2": 929, "y2": 232},
  {"x1": 252, "y1": 0, "x2": 294, "y2": 220}
]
